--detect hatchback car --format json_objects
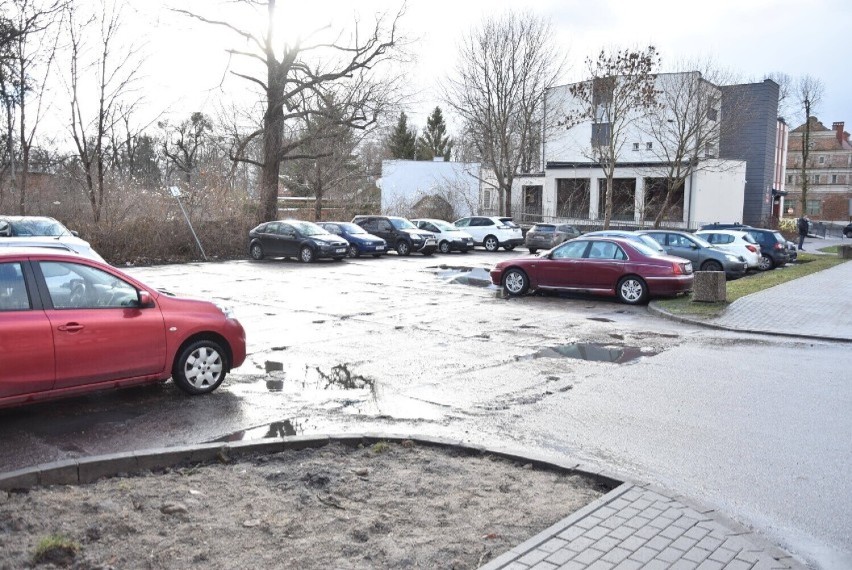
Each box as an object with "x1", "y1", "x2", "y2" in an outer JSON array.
[
  {"x1": 843, "y1": 223, "x2": 852, "y2": 239},
  {"x1": 695, "y1": 229, "x2": 761, "y2": 269},
  {"x1": 249, "y1": 220, "x2": 349, "y2": 262},
  {"x1": 740, "y1": 228, "x2": 791, "y2": 270},
  {"x1": 412, "y1": 218, "x2": 475, "y2": 253},
  {"x1": 490, "y1": 237, "x2": 693, "y2": 304},
  {"x1": 640, "y1": 230, "x2": 748, "y2": 279},
  {"x1": 317, "y1": 222, "x2": 387, "y2": 258},
  {"x1": 453, "y1": 216, "x2": 524, "y2": 252},
  {"x1": 525, "y1": 223, "x2": 581, "y2": 253},
  {"x1": 0, "y1": 216, "x2": 105, "y2": 262},
  {"x1": 0, "y1": 249, "x2": 246, "y2": 409}
]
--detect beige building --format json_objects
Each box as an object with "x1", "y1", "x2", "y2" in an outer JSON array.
[{"x1": 785, "y1": 118, "x2": 852, "y2": 220}]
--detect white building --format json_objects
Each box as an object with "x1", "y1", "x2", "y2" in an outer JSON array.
[
  {"x1": 377, "y1": 159, "x2": 481, "y2": 217},
  {"x1": 506, "y1": 72, "x2": 751, "y2": 228}
]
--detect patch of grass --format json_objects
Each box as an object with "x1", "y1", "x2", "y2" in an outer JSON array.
[
  {"x1": 655, "y1": 254, "x2": 849, "y2": 319},
  {"x1": 33, "y1": 535, "x2": 79, "y2": 566},
  {"x1": 371, "y1": 441, "x2": 392, "y2": 454},
  {"x1": 819, "y1": 245, "x2": 839, "y2": 254}
]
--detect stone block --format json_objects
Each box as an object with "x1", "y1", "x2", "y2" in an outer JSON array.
[
  {"x1": 693, "y1": 272, "x2": 726, "y2": 302},
  {"x1": 838, "y1": 245, "x2": 852, "y2": 259}
]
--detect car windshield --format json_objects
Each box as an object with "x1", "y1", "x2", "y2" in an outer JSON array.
[
  {"x1": 430, "y1": 220, "x2": 455, "y2": 231},
  {"x1": 691, "y1": 234, "x2": 712, "y2": 248},
  {"x1": 335, "y1": 223, "x2": 365, "y2": 234},
  {"x1": 7, "y1": 218, "x2": 70, "y2": 237},
  {"x1": 390, "y1": 218, "x2": 416, "y2": 230},
  {"x1": 630, "y1": 240, "x2": 663, "y2": 257},
  {"x1": 291, "y1": 221, "x2": 326, "y2": 236},
  {"x1": 499, "y1": 218, "x2": 519, "y2": 228},
  {"x1": 532, "y1": 225, "x2": 555, "y2": 233},
  {"x1": 773, "y1": 232, "x2": 785, "y2": 242},
  {"x1": 637, "y1": 235, "x2": 665, "y2": 252}
]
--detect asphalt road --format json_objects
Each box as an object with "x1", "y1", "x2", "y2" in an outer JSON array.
[{"x1": 1, "y1": 251, "x2": 849, "y2": 569}]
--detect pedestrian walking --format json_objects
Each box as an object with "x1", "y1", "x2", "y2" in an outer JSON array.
[{"x1": 797, "y1": 215, "x2": 809, "y2": 250}]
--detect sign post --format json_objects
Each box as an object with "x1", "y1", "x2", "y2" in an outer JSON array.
[{"x1": 170, "y1": 186, "x2": 208, "y2": 261}]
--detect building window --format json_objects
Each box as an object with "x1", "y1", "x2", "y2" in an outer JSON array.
[
  {"x1": 818, "y1": 156, "x2": 825, "y2": 164},
  {"x1": 832, "y1": 174, "x2": 838, "y2": 184},
  {"x1": 632, "y1": 143, "x2": 639, "y2": 151},
  {"x1": 591, "y1": 122, "x2": 611, "y2": 147},
  {"x1": 806, "y1": 199, "x2": 821, "y2": 215},
  {"x1": 646, "y1": 142, "x2": 653, "y2": 150},
  {"x1": 787, "y1": 174, "x2": 793, "y2": 184},
  {"x1": 704, "y1": 143, "x2": 715, "y2": 158},
  {"x1": 482, "y1": 189, "x2": 492, "y2": 208},
  {"x1": 707, "y1": 108, "x2": 718, "y2": 121}
]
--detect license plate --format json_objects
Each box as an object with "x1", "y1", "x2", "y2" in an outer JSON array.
[
  {"x1": 335, "y1": 248, "x2": 346, "y2": 254},
  {"x1": 375, "y1": 245, "x2": 384, "y2": 250}
]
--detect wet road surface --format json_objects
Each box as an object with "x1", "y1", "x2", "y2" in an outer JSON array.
[{"x1": 1, "y1": 251, "x2": 849, "y2": 569}]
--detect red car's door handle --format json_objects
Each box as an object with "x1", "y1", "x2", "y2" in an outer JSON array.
[{"x1": 57, "y1": 323, "x2": 85, "y2": 333}]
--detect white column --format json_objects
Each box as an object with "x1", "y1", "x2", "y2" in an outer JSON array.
[
  {"x1": 634, "y1": 177, "x2": 645, "y2": 223},
  {"x1": 589, "y1": 178, "x2": 600, "y2": 220}
]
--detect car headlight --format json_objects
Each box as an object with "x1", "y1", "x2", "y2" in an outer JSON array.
[{"x1": 724, "y1": 255, "x2": 739, "y2": 262}]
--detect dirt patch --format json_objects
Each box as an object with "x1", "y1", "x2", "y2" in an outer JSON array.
[{"x1": 0, "y1": 442, "x2": 608, "y2": 569}]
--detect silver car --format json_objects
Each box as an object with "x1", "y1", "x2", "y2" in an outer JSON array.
[
  {"x1": 639, "y1": 230, "x2": 748, "y2": 279},
  {"x1": 525, "y1": 223, "x2": 581, "y2": 253}
]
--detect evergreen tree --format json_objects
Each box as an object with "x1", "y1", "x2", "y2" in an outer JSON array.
[
  {"x1": 416, "y1": 106, "x2": 453, "y2": 161},
  {"x1": 387, "y1": 111, "x2": 416, "y2": 159}
]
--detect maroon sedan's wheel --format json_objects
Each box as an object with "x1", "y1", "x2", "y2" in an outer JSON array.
[
  {"x1": 503, "y1": 268, "x2": 529, "y2": 296},
  {"x1": 617, "y1": 276, "x2": 647, "y2": 305},
  {"x1": 173, "y1": 340, "x2": 228, "y2": 395}
]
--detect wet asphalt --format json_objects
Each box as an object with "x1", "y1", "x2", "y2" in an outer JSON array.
[{"x1": 0, "y1": 250, "x2": 849, "y2": 569}]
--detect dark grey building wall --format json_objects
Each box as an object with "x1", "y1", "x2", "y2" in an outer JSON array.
[{"x1": 719, "y1": 80, "x2": 779, "y2": 226}]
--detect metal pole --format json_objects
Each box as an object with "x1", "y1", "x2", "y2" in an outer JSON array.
[{"x1": 170, "y1": 186, "x2": 207, "y2": 261}]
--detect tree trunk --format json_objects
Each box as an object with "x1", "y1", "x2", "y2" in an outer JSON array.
[
  {"x1": 799, "y1": 104, "x2": 811, "y2": 215},
  {"x1": 260, "y1": 74, "x2": 283, "y2": 223},
  {"x1": 603, "y1": 175, "x2": 614, "y2": 229},
  {"x1": 653, "y1": 179, "x2": 683, "y2": 228}
]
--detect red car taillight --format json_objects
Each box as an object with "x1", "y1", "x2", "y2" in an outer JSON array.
[
  {"x1": 672, "y1": 262, "x2": 683, "y2": 275},
  {"x1": 746, "y1": 245, "x2": 758, "y2": 253},
  {"x1": 774, "y1": 243, "x2": 784, "y2": 250}
]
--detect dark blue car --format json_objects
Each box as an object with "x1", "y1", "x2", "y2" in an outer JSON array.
[{"x1": 318, "y1": 222, "x2": 388, "y2": 258}]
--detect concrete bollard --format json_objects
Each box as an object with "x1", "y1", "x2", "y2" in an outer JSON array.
[
  {"x1": 693, "y1": 271, "x2": 726, "y2": 302},
  {"x1": 839, "y1": 245, "x2": 852, "y2": 259}
]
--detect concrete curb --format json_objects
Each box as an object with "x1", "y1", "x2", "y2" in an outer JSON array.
[{"x1": 0, "y1": 433, "x2": 623, "y2": 492}]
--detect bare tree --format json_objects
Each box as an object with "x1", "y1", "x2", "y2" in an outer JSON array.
[
  {"x1": 563, "y1": 46, "x2": 660, "y2": 229},
  {"x1": 794, "y1": 75, "x2": 824, "y2": 214},
  {"x1": 175, "y1": 0, "x2": 405, "y2": 223},
  {"x1": 1, "y1": 0, "x2": 63, "y2": 214},
  {"x1": 65, "y1": 0, "x2": 143, "y2": 223},
  {"x1": 282, "y1": 96, "x2": 362, "y2": 221},
  {"x1": 159, "y1": 112, "x2": 213, "y2": 185},
  {"x1": 444, "y1": 11, "x2": 563, "y2": 217},
  {"x1": 640, "y1": 64, "x2": 736, "y2": 227}
]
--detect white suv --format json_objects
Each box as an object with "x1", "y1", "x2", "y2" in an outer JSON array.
[
  {"x1": 453, "y1": 216, "x2": 524, "y2": 252},
  {"x1": 412, "y1": 218, "x2": 475, "y2": 253},
  {"x1": 695, "y1": 229, "x2": 761, "y2": 269}
]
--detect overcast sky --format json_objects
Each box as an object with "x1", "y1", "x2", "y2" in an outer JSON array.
[{"x1": 118, "y1": 0, "x2": 851, "y2": 135}]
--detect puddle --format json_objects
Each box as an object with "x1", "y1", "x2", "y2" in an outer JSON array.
[
  {"x1": 213, "y1": 418, "x2": 306, "y2": 442},
  {"x1": 516, "y1": 343, "x2": 657, "y2": 364},
  {"x1": 431, "y1": 265, "x2": 497, "y2": 289},
  {"x1": 265, "y1": 360, "x2": 284, "y2": 373},
  {"x1": 587, "y1": 317, "x2": 614, "y2": 323}
]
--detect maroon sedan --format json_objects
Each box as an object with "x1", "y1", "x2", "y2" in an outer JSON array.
[
  {"x1": 0, "y1": 249, "x2": 246, "y2": 409},
  {"x1": 490, "y1": 236, "x2": 693, "y2": 304}
]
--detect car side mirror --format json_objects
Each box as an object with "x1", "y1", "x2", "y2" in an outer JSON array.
[
  {"x1": 70, "y1": 230, "x2": 79, "y2": 237},
  {"x1": 137, "y1": 290, "x2": 154, "y2": 308},
  {"x1": 0, "y1": 222, "x2": 9, "y2": 236}
]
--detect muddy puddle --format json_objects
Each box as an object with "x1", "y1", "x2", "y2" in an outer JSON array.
[
  {"x1": 431, "y1": 265, "x2": 497, "y2": 288},
  {"x1": 516, "y1": 342, "x2": 658, "y2": 364}
]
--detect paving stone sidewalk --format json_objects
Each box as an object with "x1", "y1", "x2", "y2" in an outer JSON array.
[
  {"x1": 710, "y1": 260, "x2": 852, "y2": 341},
  {"x1": 479, "y1": 484, "x2": 804, "y2": 570}
]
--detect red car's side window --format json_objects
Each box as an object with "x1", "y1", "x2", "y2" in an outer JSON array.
[
  {"x1": 0, "y1": 262, "x2": 31, "y2": 311},
  {"x1": 39, "y1": 261, "x2": 138, "y2": 310}
]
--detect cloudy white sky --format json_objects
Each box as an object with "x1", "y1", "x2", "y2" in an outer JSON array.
[{"x1": 102, "y1": 0, "x2": 852, "y2": 135}]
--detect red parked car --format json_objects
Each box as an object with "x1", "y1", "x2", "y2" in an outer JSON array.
[
  {"x1": 0, "y1": 249, "x2": 246, "y2": 409},
  {"x1": 489, "y1": 237, "x2": 694, "y2": 304}
]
